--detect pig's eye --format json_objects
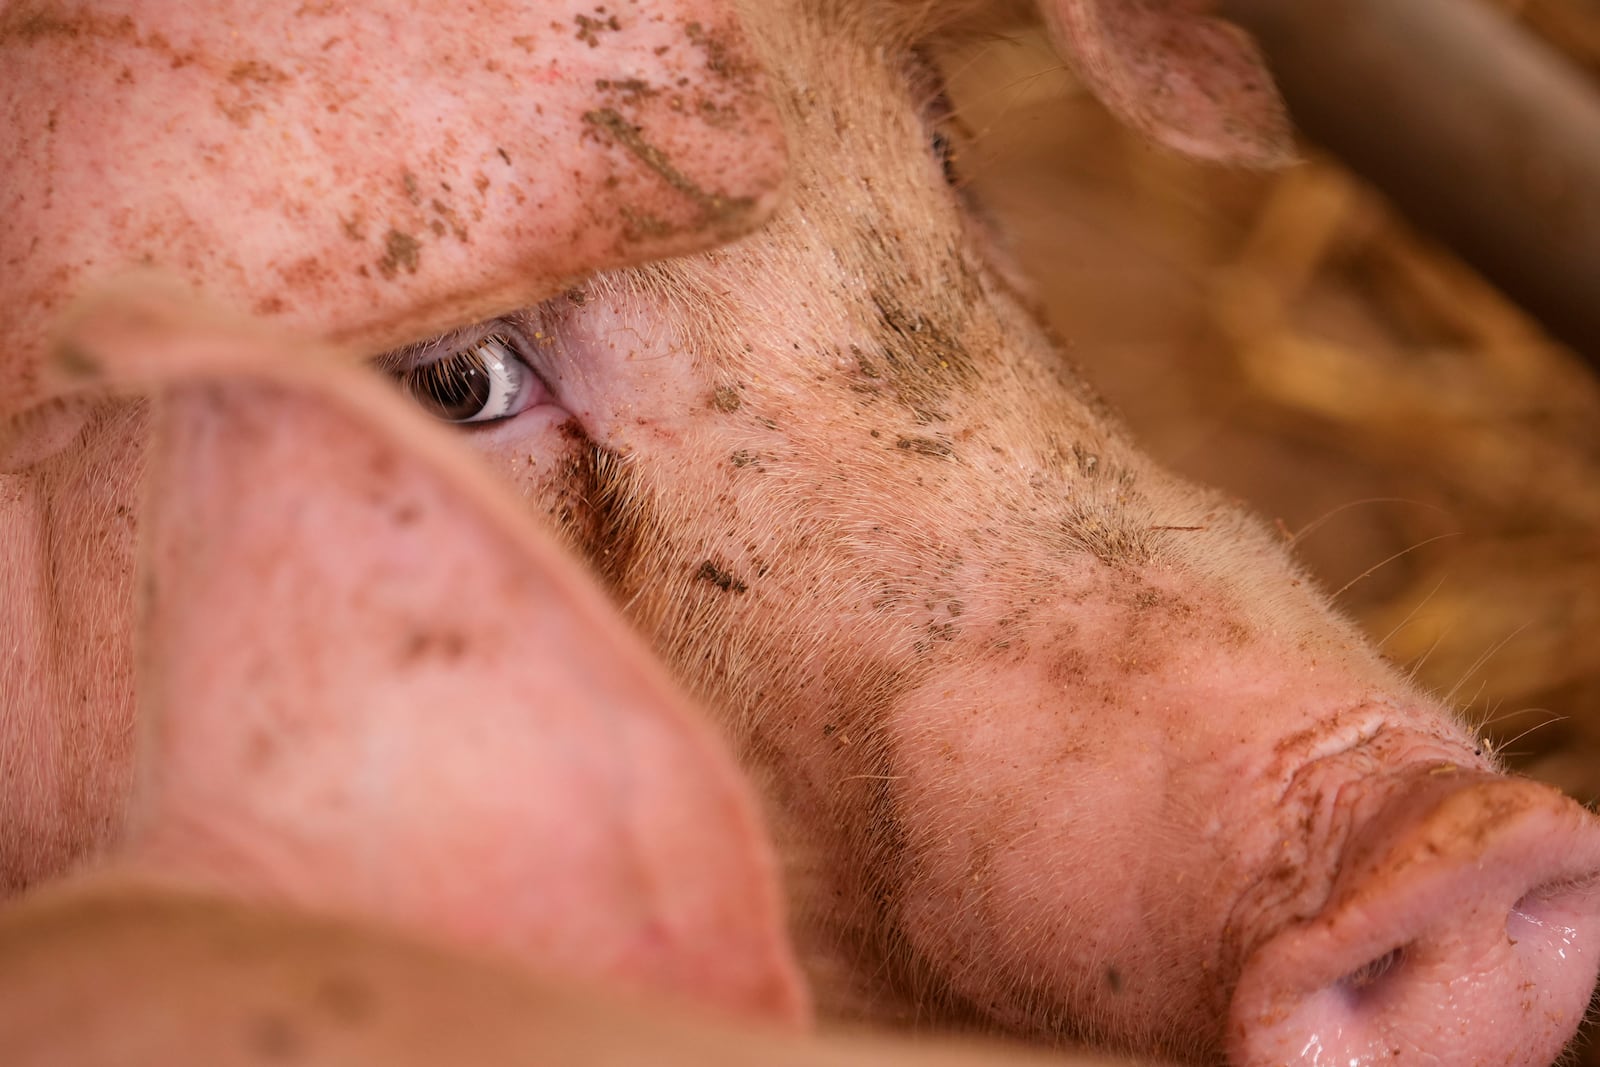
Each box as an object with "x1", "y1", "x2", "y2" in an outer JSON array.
[
  {"x1": 393, "y1": 333, "x2": 539, "y2": 424},
  {"x1": 908, "y1": 51, "x2": 970, "y2": 192}
]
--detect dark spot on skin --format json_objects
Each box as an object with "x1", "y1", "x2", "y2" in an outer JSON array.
[
  {"x1": 428, "y1": 198, "x2": 469, "y2": 241},
  {"x1": 400, "y1": 628, "x2": 467, "y2": 664},
  {"x1": 254, "y1": 295, "x2": 288, "y2": 316},
  {"x1": 246, "y1": 1013, "x2": 304, "y2": 1061},
  {"x1": 573, "y1": 11, "x2": 621, "y2": 47},
  {"x1": 710, "y1": 386, "x2": 741, "y2": 412},
  {"x1": 54, "y1": 343, "x2": 101, "y2": 378},
  {"x1": 895, "y1": 435, "x2": 953, "y2": 459},
  {"x1": 314, "y1": 974, "x2": 376, "y2": 1024},
  {"x1": 545, "y1": 429, "x2": 650, "y2": 596},
  {"x1": 566, "y1": 288, "x2": 588, "y2": 306},
  {"x1": 228, "y1": 59, "x2": 289, "y2": 85},
  {"x1": 581, "y1": 108, "x2": 756, "y2": 234},
  {"x1": 340, "y1": 214, "x2": 367, "y2": 241},
  {"x1": 869, "y1": 286, "x2": 973, "y2": 392},
  {"x1": 697, "y1": 559, "x2": 748, "y2": 594},
  {"x1": 1046, "y1": 648, "x2": 1091, "y2": 687},
  {"x1": 1105, "y1": 966, "x2": 1124, "y2": 993},
  {"x1": 618, "y1": 206, "x2": 674, "y2": 240},
  {"x1": 376, "y1": 229, "x2": 421, "y2": 279},
  {"x1": 730, "y1": 449, "x2": 757, "y2": 468},
  {"x1": 214, "y1": 60, "x2": 291, "y2": 127},
  {"x1": 401, "y1": 170, "x2": 420, "y2": 204},
  {"x1": 682, "y1": 19, "x2": 757, "y2": 83},
  {"x1": 1057, "y1": 501, "x2": 1157, "y2": 567},
  {"x1": 496, "y1": 146, "x2": 512, "y2": 165},
  {"x1": 596, "y1": 76, "x2": 657, "y2": 103}
]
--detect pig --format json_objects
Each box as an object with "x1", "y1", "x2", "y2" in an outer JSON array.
[{"x1": 5, "y1": 4, "x2": 1600, "y2": 1067}]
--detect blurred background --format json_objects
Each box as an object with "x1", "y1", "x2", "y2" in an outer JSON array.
[{"x1": 943, "y1": 2, "x2": 1600, "y2": 1053}]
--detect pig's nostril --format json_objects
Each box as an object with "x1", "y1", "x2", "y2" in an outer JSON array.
[
  {"x1": 1336, "y1": 944, "x2": 1403, "y2": 993},
  {"x1": 1229, "y1": 776, "x2": 1600, "y2": 1067}
]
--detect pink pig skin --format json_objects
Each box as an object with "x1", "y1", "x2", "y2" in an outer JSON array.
[{"x1": 43, "y1": 284, "x2": 808, "y2": 1027}]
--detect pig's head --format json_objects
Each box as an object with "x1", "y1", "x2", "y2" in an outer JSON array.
[
  {"x1": 5, "y1": 2, "x2": 1600, "y2": 1067},
  {"x1": 359, "y1": 5, "x2": 1600, "y2": 1063}
]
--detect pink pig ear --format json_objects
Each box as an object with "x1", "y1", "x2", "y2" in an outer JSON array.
[
  {"x1": 1039, "y1": 0, "x2": 1295, "y2": 165},
  {"x1": 58, "y1": 283, "x2": 807, "y2": 1027}
]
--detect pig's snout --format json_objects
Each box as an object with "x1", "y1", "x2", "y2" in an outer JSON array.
[{"x1": 1230, "y1": 771, "x2": 1600, "y2": 1067}]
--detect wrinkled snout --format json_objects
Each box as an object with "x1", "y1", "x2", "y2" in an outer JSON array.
[{"x1": 1231, "y1": 772, "x2": 1600, "y2": 1067}]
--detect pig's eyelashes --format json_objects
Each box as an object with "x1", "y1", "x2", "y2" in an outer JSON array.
[
  {"x1": 930, "y1": 126, "x2": 960, "y2": 187},
  {"x1": 391, "y1": 333, "x2": 541, "y2": 424}
]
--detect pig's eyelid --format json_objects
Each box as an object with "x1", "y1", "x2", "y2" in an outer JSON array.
[{"x1": 370, "y1": 322, "x2": 497, "y2": 375}]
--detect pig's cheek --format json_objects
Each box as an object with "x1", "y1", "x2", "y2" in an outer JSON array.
[{"x1": 0, "y1": 399, "x2": 148, "y2": 893}]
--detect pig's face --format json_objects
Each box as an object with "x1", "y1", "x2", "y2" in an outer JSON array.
[
  {"x1": 6, "y1": 2, "x2": 1600, "y2": 1066},
  {"x1": 363, "y1": 3, "x2": 1600, "y2": 1063}
]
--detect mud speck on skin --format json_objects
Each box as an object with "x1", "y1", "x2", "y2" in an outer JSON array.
[
  {"x1": 1057, "y1": 501, "x2": 1158, "y2": 567},
  {"x1": 683, "y1": 19, "x2": 757, "y2": 84},
  {"x1": 546, "y1": 435, "x2": 652, "y2": 597},
  {"x1": 697, "y1": 559, "x2": 748, "y2": 593},
  {"x1": 0, "y1": 9, "x2": 133, "y2": 43},
  {"x1": 376, "y1": 229, "x2": 421, "y2": 278},
  {"x1": 596, "y1": 76, "x2": 657, "y2": 103},
  {"x1": 895, "y1": 435, "x2": 953, "y2": 459},
  {"x1": 228, "y1": 59, "x2": 289, "y2": 85},
  {"x1": 574, "y1": 10, "x2": 621, "y2": 48},
  {"x1": 214, "y1": 59, "x2": 291, "y2": 127},
  {"x1": 582, "y1": 108, "x2": 756, "y2": 232},
  {"x1": 711, "y1": 385, "x2": 742, "y2": 412}
]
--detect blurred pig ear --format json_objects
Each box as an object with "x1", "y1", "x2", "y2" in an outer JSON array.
[
  {"x1": 1039, "y1": 0, "x2": 1294, "y2": 165},
  {"x1": 58, "y1": 281, "x2": 807, "y2": 1026}
]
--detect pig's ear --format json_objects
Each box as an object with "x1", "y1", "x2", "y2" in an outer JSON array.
[
  {"x1": 1, "y1": 1, "x2": 786, "y2": 424},
  {"x1": 1039, "y1": 0, "x2": 1294, "y2": 165},
  {"x1": 58, "y1": 282, "x2": 807, "y2": 1026}
]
